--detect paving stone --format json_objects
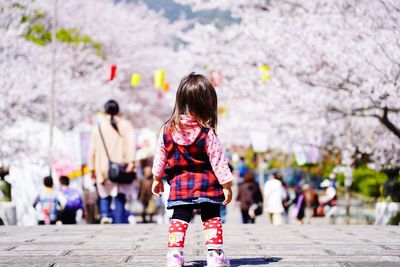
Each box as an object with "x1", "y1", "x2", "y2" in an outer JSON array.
[
  {"x1": 0, "y1": 224, "x2": 398, "y2": 266},
  {"x1": 0, "y1": 250, "x2": 65, "y2": 256},
  {"x1": 278, "y1": 255, "x2": 400, "y2": 262},
  {"x1": 347, "y1": 263, "x2": 400, "y2": 267}
]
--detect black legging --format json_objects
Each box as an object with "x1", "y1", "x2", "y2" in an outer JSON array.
[{"x1": 172, "y1": 203, "x2": 221, "y2": 223}]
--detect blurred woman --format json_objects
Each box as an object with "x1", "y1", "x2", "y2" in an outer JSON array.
[
  {"x1": 263, "y1": 172, "x2": 287, "y2": 225},
  {"x1": 236, "y1": 171, "x2": 263, "y2": 224},
  {"x1": 294, "y1": 183, "x2": 318, "y2": 224},
  {"x1": 88, "y1": 100, "x2": 136, "y2": 224},
  {"x1": 275, "y1": 174, "x2": 292, "y2": 224}
]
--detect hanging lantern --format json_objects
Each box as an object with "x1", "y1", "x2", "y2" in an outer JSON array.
[
  {"x1": 162, "y1": 82, "x2": 170, "y2": 92},
  {"x1": 259, "y1": 65, "x2": 270, "y2": 72},
  {"x1": 154, "y1": 69, "x2": 165, "y2": 88},
  {"x1": 261, "y1": 74, "x2": 271, "y2": 81},
  {"x1": 259, "y1": 65, "x2": 271, "y2": 82},
  {"x1": 218, "y1": 106, "x2": 228, "y2": 116},
  {"x1": 108, "y1": 64, "x2": 117, "y2": 81},
  {"x1": 130, "y1": 73, "x2": 141, "y2": 87}
]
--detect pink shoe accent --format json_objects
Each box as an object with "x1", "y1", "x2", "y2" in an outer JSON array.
[
  {"x1": 206, "y1": 250, "x2": 230, "y2": 267},
  {"x1": 167, "y1": 250, "x2": 184, "y2": 267}
]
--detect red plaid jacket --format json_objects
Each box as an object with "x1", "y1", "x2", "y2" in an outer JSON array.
[{"x1": 163, "y1": 126, "x2": 224, "y2": 205}]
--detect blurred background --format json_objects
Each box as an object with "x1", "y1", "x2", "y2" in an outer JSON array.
[{"x1": 0, "y1": 0, "x2": 399, "y2": 226}]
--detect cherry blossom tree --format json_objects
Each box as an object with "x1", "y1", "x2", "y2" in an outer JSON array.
[
  {"x1": 1, "y1": 0, "x2": 188, "y2": 162},
  {"x1": 175, "y1": 0, "x2": 400, "y2": 166}
]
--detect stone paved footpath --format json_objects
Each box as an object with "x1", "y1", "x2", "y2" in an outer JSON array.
[{"x1": 0, "y1": 224, "x2": 399, "y2": 267}]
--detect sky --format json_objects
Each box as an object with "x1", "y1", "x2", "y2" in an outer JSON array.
[{"x1": 122, "y1": 0, "x2": 238, "y2": 27}]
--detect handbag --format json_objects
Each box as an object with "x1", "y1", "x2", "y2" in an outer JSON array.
[
  {"x1": 98, "y1": 125, "x2": 136, "y2": 184},
  {"x1": 254, "y1": 202, "x2": 263, "y2": 216},
  {"x1": 248, "y1": 203, "x2": 263, "y2": 219}
]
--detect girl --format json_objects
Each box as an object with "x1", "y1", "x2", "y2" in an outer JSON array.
[{"x1": 152, "y1": 73, "x2": 233, "y2": 267}]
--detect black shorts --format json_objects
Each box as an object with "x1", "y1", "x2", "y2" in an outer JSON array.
[{"x1": 171, "y1": 202, "x2": 221, "y2": 223}]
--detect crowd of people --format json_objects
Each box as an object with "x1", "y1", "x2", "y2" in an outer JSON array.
[
  {"x1": 235, "y1": 169, "x2": 338, "y2": 225},
  {"x1": 29, "y1": 74, "x2": 340, "y2": 267},
  {"x1": 31, "y1": 97, "x2": 337, "y2": 226},
  {"x1": 32, "y1": 115, "x2": 337, "y2": 227},
  {"x1": 32, "y1": 167, "x2": 338, "y2": 226},
  {"x1": 33, "y1": 176, "x2": 83, "y2": 225}
]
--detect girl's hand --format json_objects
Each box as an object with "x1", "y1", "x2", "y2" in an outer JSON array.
[
  {"x1": 151, "y1": 178, "x2": 164, "y2": 197},
  {"x1": 222, "y1": 181, "x2": 233, "y2": 205}
]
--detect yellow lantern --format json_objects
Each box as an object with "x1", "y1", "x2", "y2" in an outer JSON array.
[
  {"x1": 259, "y1": 65, "x2": 270, "y2": 72},
  {"x1": 218, "y1": 106, "x2": 228, "y2": 116},
  {"x1": 259, "y1": 65, "x2": 271, "y2": 82},
  {"x1": 130, "y1": 73, "x2": 141, "y2": 87},
  {"x1": 154, "y1": 69, "x2": 165, "y2": 88},
  {"x1": 261, "y1": 74, "x2": 271, "y2": 81}
]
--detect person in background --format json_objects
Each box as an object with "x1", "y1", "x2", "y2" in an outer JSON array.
[
  {"x1": 0, "y1": 166, "x2": 13, "y2": 225},
  {"x1": 138, "y1": 166, "x2": 155, "y2": 223},
  {"x1": 305, "y1": 183, "x2": 319, "y2": 223},
  {"x1": 236, "y1": 157, "x2": 248, "y2": 183},
  {"x1": 319, "y1": 179, "x2": 337, "y2": 224},
  {"x1": 295, "y1": 183, "x2": 318, "y2": 224},
  {"x1": 275, "y1": 174, "x2": 292, "y2": 224},
  {"x1": 263, "y1": 172, "x2": 287, "y2": 225},
  {"x1": 33, "y1": 176, "x2": 65, "y2": 225},
  {"x1": 138, "y1": 157, "x2": 153, "y2": 179},
  {"x1": 88, "y1": 100, "x2": 136, "y2": 224},
  {"x1": 293, "y1": 185, "x2": 306, "y2": 224},
  {"x1": 220, "y1": 162, "x2": 234, "y2": 223},
  {"x1": 236, "y1": 171, "x2": 263, "y2": 224},
  {"x1": 0, "y1": 166, "x2": 11, "y2": 202},
  {"x1": 58, "y1": 176, "x2": 83, "y2": 224}
]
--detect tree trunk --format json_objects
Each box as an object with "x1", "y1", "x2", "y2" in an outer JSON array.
[
  {"x1": 344, "y1": 185, "x2": 351, "y2": 224},
  {"x1": 257, "y1": 153, "x2": 264, "y2": 190}
]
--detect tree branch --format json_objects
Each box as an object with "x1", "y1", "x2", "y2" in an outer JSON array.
[
  {"x1": 328, "y1": 105, "x2": 400, "y2": 141},
  {"x1": 379, "y1": 106, "x2": 400, "y2": 140}
]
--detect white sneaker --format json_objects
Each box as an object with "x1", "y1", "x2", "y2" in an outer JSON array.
[
  {"x1": 100, "y1": 217, "x2": 113, "y2": 224},
  {"x1": 206, "y1": 250, "x2": 230, "y2": 267},
  {"x1": 167, "y1": 250, "x2": 184, "y2": 267}
]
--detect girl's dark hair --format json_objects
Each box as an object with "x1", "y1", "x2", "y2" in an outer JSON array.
[
  {"x1": 165, "y1": 73, "x2": 218, "y2": 130},
  {"x1": 104, "y1": 100, "x2": 120, "y2": 133}
]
